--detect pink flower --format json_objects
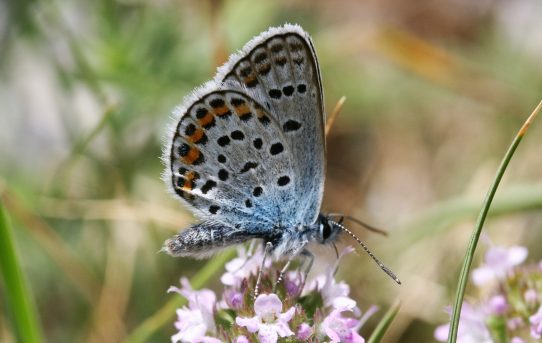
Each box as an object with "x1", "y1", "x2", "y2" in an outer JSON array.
[
  {"x1": 511, "y1": 337, "x2": 525, "y2": 343},
  {"x1": 223, "y1": 288, "x2": 244, "y2": 310},
  {"x1": 284, "y1": 271, "x2": 303, "y2": 297},
  {"x1": 168, "y1": 278, "x2": 217, "y2": 343},
  {"x1": 296, "y1": 323, "x2": 313, "y2": 341},
  {"x1": 321, "y1": 308, "x2": 364, "y2": 343},
  {"x1": 489, "y1": 294, "x2": 508, "y2": 315},
  {"x1": 308, "y1": 247, "x2": 358, "y2": 312},
  {"x1": 525, "y1": 289, "x2": 538, "y2": 307},
  {"x1": 472, "y1": 245, "x2": 528, "y2": 286},
  {"x1": 434, "y1": 303, "x2": 492, "y2": 343},
  {"x1": 236, "y1": 293, "x2": 295, "y2": 343},
  {"x1": 530, "y1": 305, "x2": 542, "y2": 339},
  {"x1": 507, "y1": 316, "x2": 524, "y2": 331},
  {"x1": 235, "y1": 335, "x2": 250, "y2": 343},
  {"x1": 221, "y1": 246, "x2": 271, "y2": 288}
]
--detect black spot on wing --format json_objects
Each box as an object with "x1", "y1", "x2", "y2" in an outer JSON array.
[
  {"x1": 269, "y1": 142, "x2": 284, "y2": 155},
  {"x1": 178, "y1": 143, "x2": 190, "y2": 157},
  {"x1": 269, "y1": 89, "x2": 281, "y2": 99},
  {"x1": 277, "y1": 175, "x2": 290, "y2": 186},
  {"x1": 282, "y1": 85, "x2": 294, "y2": 96},
  {"x1": 201, "y1": 180, "x2": 217, "y2": 194},
  {"x1": 283, "y1": 120, "x2": 302, "y2": 132},
  {"x1": 218, "y1": 169, "x2": 229, "y2": 181},
  {"x1": 240, "y1": 162, "x2": 258, "y2": 174},
  {"x1": 253, "y1": 187, "x2": 263, "y2": 197},
  {"x1": 231, "y1": 130, "x2": 245, "y2": 140},
  {"x1": 253, "y1": 138, "x2": 263, "y2": 150},
  {"x1": 217, "y1": 136, "x2": 231, "y2": 147}
]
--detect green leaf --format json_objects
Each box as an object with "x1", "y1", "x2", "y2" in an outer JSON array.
[{"x1": 0, "y1": 201, "x2": 44, "y2": 343}]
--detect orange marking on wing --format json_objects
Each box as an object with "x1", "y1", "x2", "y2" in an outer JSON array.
[
  {"x1": 244, "y1": 74, "x2": 257, "y2": 85},
  {"x1": 187, "y1": 129, "x2": 204, "y2": 143},
  {"x1": 255, "y1": 107, "x2": 266, "y2": 118},
  {"x1": 198, "y1": 113, "x2": 214, "y2": 126},
  {"x1": 181, "y1": 171, "x2": 197, "y2": 190},
  {"x1": 235, "y1": 103, "x2": 251, "y2": 116},
  {"x1": 181, "y1": 147, "x2": 201, "y2": 165},
  {"x1": 213, "y1": 105, "x2": 230, "y2": 116}
]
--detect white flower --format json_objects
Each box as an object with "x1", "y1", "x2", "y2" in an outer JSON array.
[
  {"x1": 530, "y1": 305, "x2": 542, "y2": 339},
  {"x1": 236, "y1": 293, "x2": 295, "y2": 343},
  {"x1": 321, "y1": 308, "x2": 364, "y2": 343},
  {"x1": 434, "y1": 303, "x2": 492, "y2": 343},
  {"x1": 472, "y1": 245, "x2": 528, "y2": 286},
  {"x1": 308, "y1": 246, "x2": 359, "y2": 313},
  {"x1": 168, "y1": 278, "x2": 218, "y2": 343}
]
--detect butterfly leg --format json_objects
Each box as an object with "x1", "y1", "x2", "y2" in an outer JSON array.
[
  {"x1": 233, "y1": 240, "x2": 258, "y2": 273},
  {"x1": 299, "y1": 249, "x2": 314, "y2": 291},
  {"x1": 254, "y1": 241, "x2": 273, "y2": 299},
  {"x1": 273, "y1": 258, "x2": 294, "y2": 292}
]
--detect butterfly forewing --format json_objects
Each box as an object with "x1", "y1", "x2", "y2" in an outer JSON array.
[
  {"x1": 216, "y1": 24, "x2": 326, "y2": 226},
  {"x1": 167, "y1": 88, "x2": 301, "y2": 231}
]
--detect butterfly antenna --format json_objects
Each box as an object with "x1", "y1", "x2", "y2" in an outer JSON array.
[
  {"x1": 329, "y1": 220, "x2": 401, "y2": 285},
  {"x1": 327, "y1": 213, "x2": 388, "y2": 236}
]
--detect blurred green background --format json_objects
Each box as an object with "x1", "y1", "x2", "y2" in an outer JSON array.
[{"x1": 1, "y1": 0, "x2": 542, "y2": 342}]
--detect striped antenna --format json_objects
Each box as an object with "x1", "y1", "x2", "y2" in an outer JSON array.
[{"x1": 329, "y1": 220, "x2": 401, "y2": 285}]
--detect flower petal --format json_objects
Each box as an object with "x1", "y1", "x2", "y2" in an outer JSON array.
[
  {"x1": 471, "y1": 266, "x2": 494, "y2": 286},
  {"x1": 274, "y1": 322, "x2": 294, "y2": 337},
  {"x1": 236, "y1": 316, "x2": 260, "y2": 333},
  {"x1": 507, "y1": 246, "x2": 528, "y2": 265},
  {"x1": 434, "y1": 324, "x2": 449, "y2": 341},
  {"x1": 254, "y1": 293, "x2": 282, "y2": 317},
  {"x1": 258, "y1": 324, "x2": 279, "y2": 343},
  {"x1": 279, "y1": 306, "x2": 295, "y2": 322}
]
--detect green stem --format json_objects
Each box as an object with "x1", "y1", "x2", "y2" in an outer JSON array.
[
  {"x1": 447, "y1": 100, "x2": 542, "y2": 342},
  {"x1": 367, "y1": 300, "x2": 401, "y2": 343},
  {"x1": 0, "y1": 202, "x2": 44, "y2": 343}
]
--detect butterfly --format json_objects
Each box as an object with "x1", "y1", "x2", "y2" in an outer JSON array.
[{"x1": 162, "y1": 24, "x2": 400, "y2": 293}]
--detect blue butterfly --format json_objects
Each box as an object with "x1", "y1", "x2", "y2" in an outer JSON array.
[{"x1": 162, "y1": 24, "x2": 399, "y2": 293}]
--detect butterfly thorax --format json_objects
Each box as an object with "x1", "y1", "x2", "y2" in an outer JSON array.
[{"x1": 266, "y1": 214, "x2": 341, "y2": 258}]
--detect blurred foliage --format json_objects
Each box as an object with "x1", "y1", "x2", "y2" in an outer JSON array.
[{"x1": 1, "y1": 0, "x2": 542, "y2": 342}]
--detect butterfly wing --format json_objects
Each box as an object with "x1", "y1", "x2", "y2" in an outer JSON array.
[
  {"x1": 164, "y1": 84, "x2": 302, "y2": 232},
  {"x1": 216, "y1": 24, "x2": 326, "y2": 226}
]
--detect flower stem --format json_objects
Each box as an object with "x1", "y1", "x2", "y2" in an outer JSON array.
[
  {"x1": 447, "y1": 100, "x2": 542, "y2": 342},
  {"x1": 368, "y1": 300, "x2": 401, "y2": 343}
]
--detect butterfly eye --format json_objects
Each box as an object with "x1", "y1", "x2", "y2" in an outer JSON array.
[{"x1": 321, "y1": 221, "x2": 332, "y2": 241}]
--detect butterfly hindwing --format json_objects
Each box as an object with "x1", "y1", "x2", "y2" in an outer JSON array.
[
  {"x1": 165, "y1": 87, "x2": 301, "y2": 231},
  {"x1": 216, "y1": 24, "x2": 326, "y2": 226}
]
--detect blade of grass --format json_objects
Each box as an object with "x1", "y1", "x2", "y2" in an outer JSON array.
[
  {"x1": 325, "y1": 96, "x2": 346, "y2": 136},
  {"x1": 448, "y1": 100, "x2": 542, "y2": 342},
  {"x1": 367, "y1": 300, "x2": 401, "y2": 343},
  {"x1": 0, "y1": 202, "x2": 44, "y2": 343},
  {"x1": 123, "y1": 249, "x2": 236, "y2": 343},
  {"x1": 2, "y1": 189, "x2": 100, "y2": 301}
]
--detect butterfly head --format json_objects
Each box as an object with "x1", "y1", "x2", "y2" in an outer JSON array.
[{"x1": 314, "y1": 214, "x2": 342, "y2": 245}]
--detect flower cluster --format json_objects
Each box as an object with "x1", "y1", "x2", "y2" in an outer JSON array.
[
  {"x1": 169, "y1": 246, "x2": 377, "y2": 343},
  {"x1": 435, "y1": 243, "x2": 542, "y2": 342}
]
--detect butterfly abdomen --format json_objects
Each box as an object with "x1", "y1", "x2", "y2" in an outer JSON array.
[{"x1": 164, "y1": 221, "x2": 261, "y2": 258}]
